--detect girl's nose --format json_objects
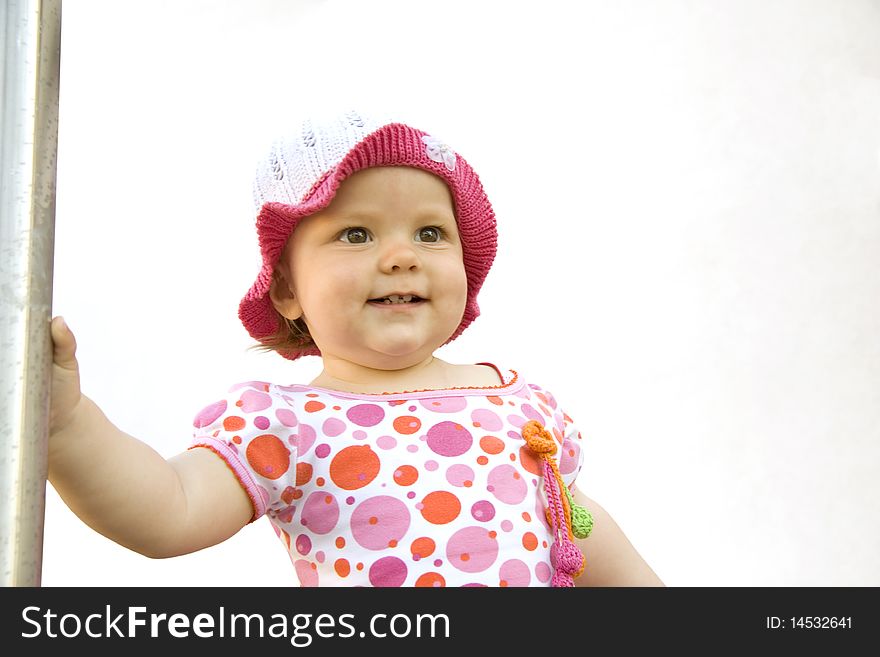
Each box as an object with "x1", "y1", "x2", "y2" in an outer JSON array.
[{"x1": 378, "y1": 237, "x2": 421, "y2": 273}]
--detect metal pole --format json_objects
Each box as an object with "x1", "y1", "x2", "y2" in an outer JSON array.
[{"x1": 0, "y1": 0, "x2": 62, "y2": 587}]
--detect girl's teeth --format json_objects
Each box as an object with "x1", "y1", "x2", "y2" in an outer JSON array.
[
  {"x1": 381, "y1": 295, "x2": 416, "y2": 304},
  {"x1": 385, "y1": 295, "x2": 412, "y2": 304}
]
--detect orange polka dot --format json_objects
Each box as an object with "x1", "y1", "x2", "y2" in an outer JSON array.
[
  {"x1": 479, "y1": 436, "x2": 504, "y2": 454},
  {"x1": 476, "y1": 455, "x2": 489, "y2": 465},
  {"x1": 522, "y1": 512, "x2": 532, "y2": 522},
  {"x1": 329, "y1": 445, "x2": 380, "y2": 490},
  {"x1": 223, "y1": 416, "x2": 246, "y2": 431},
  {"x1": 335, "y1": 537, "x2": 346, "y2": 549},
  {"x1": 369, "y1": 516, "x2": 378, "y2": 525},
  {"x1": 292, "y1": 489, "x2": 303, "y2": 500},
  {"x1": 281, "y1": 486, "x2": 296, "y2": 505},
  {"x1": 463, "y1": 480, "x2": 472, "y2": 488},
  {"x1": 488, "y1": 530, "x2": 497, "y2": 539},
  {"x1": 419, "y1": 491, "x2": 461, "y2": 524},
  {"x1": 356, "y1": 563, "x2": 364, "y2": 571},
  {"x1": 487, "y1": 396, "x2": 504, "y2": 406},
  {"x1": 508, "y1": 453, "x2": 515, "y2": 461},
  {"x1": 245, "y1": 434, "x2": 290, "y2": 480},
  {"x1": 410, "y1": 537, "x2": 436, "y2": 559},
  {"x1": 393, "y1": 465, "x2": 419, "y2": 486},
  {"x1": 519, "y1": 446, "x2": 544, "y2": 476},
  {"x1": 460, "y1": 553, "x2": 470, "y2": 562},
  {"x1": 388, "y1": 539, "x2": 398, "y2": 548},
  {"x1": 306, "y1": 393, "x2": 319, "y2": 398},
  {"x1": 522, "y1": 532, "x2": 538, "y2": 551},
  {"x1": 393, "y1": 416, "x2": 422, "y2": 435},
  {"x1": 281, "y1": 528, "x2": 291, "y2": 549},
  {"x1": 316, "y1": 477, "x2": 325, "y2": 487},
  {"x1": 232, "y1": 436, "x2": 241, "y2": 444},
  {"x1": 542, "y1": 540, "x2": 548, "y2": 548},
  {"x1": 295, "y1": 462, "x2": 313, "y2": 486},
  {"x1": 333, "y1": 406, "x2": 341, "y2": 411},
  {"x1": 334, "y1": 559, "x2": 350, "y2": 578},
  {"x1": 500, "y1": 580, "x2": 508, "y2": 587},
  {"x1": 415, "y1": 572, "x2": 446, "y2": 587},
  {"x1": 304, "y1": 400, "x2": 325, "y2": 412}
]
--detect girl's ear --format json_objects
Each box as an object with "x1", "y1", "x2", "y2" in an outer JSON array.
[{"x1": 269, "y1": 268, "x2": 303, "y2": 320}]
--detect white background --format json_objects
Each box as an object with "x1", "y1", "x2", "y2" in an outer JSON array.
[{"x1": 43, "y1": 0, "x2": 880, "y2": 586}]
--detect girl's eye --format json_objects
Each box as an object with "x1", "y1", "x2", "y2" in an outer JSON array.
[
  {"x1": 340, "y1": 227, "x2": 369, "y2": 244},
  {"x1": 417, "y1": 226, "x2": 442, "y2": 243}
]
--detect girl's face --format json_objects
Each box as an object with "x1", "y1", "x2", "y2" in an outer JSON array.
[{"x1": 271, "y1": 166, "x2": 468, "y2": 371}]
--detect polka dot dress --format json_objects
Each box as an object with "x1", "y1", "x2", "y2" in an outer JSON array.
[{"x1": 190, "y1": 367, "x2": 584, "y2": 587}]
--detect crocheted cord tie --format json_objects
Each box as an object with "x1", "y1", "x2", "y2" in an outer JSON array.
[
  {"x1": 521, "y1": 420, "x2": 587, "y2": 587},
  {"x1": 521, "y1": 420, "x2": 557, "y2": 455}
]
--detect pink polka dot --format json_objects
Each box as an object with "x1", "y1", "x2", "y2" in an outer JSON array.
[
  {"x1": 419, "y1": 397, "x2": 468, "y2": 413},
  {"x1": 426, "y1": 421, "x2": 473, "y2": 457},
  {"x1": 368, "y1": 556, "x2": 408, "y2": 587},
  {"x1": 470, "y1": 408, "x2": 503, "y2": 431},
  {"x1": 377, "y1": 435, "x2": 397, "y2": 450},
  {"x1": 499, "y1": 559, "x2": 531, "y2": 587},
  {"x1": 300, "y1": 492, "x2": 339, "y2": 534},
  {"x1": 559, "y1": 439, "x2": 581, "y2": 475},
  {"x1": 254, "y1": 416, "x2": 270, "y2": 430},
  {"x1": 315, "y1": 551, "x2": 325, "y2": 563},
  {"x1": 424, "y1": 460, "x2": 439, "y2": 471},
  {"x1": 406, "y1": 444, "x2": 419, "y2": 453},
  {"x1": 294, "y1": 559, "x2": 318, "y2": 587},
  {"x1": 446, "y1": 464, "x2": 475, "y2": 488},
  {"x1": 295, "y1": 534, "x2": 311, "y2": 555},
  {"x1": 353, "y1": 430, "x2": 367, "y2": 440},
  {"x1": 240, "y1": 389, "x2": 272, "y2": 413},
  {"x1": 470, "y1": 500, "x2": 496, "y2": 522},
  {"x1": 446, "y1": 526, "x2": 498, "y2": 573},
  {"x1": 506, "y1": 414, "x2": 527, "y2": 428},
  {"x1": 193, "y1": 400, "x2": 226, "y2": 428},
  {"x1": 347, "y1": 404, "x2": 385, "y2": 427},
  {"x1": 322, "y1": 418, "x2": 346, "y2": 437},
  {"x1": 536, "y1": 561, "x2": 552, "y2": 583},
  {"x1": 487, "y1": 464, "x2": 528, "y2": 504},
  {"x1": 350, "y1": 496, "x2": 411, "y2": 550},
  {"x1": 519, "y1": 403, "x2": 545, "y2": 425},
  {"x1": 275, "y1": 408, "x2": 298, "y2": 427},
  {"x1": 500, "y1": 519, "x2": 514, "y2": 532},
  {"x1": 293, "y1": 424, "x2": 316, "y2": 455},
  {"x1": 315, "y1": 444, "x2": 331, "y2": 458}
]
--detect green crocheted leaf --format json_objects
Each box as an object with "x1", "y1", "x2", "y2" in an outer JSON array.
[{"x1": 571, "y1": 504, "x2": 594, "y2": 539}]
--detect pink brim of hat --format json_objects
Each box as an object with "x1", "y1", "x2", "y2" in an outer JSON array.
[{"x1": 238, "y1": 122, "x2": 497, "y2": 360}]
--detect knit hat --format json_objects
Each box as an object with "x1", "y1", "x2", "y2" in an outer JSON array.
[{"x1": 239, "y1": 110, "x2": 498, "y2": 360}]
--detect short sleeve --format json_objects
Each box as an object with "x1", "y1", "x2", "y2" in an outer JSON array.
[
  {"x1": 189, "y1": 381, "x2": 298, "y2": 521},
  {"x1": 528, "y1": 382, "x2": 585, "y2": 489}
]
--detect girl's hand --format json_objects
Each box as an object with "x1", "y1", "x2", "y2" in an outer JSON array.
[{"x1": 49, "y1": 316, "x2": 83, "y2": 436}]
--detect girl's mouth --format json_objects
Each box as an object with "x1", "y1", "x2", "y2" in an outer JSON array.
[{"x1": 368, "y1": 294, "x2": 425, "y2": 305}]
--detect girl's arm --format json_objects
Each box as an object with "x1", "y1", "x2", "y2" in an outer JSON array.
[
  {"x1": 571, "y1": 486, "x2": 665, "y2": 587},
  {"x1": 48, "y1": 317, "x2": 253, "y2": 558}
]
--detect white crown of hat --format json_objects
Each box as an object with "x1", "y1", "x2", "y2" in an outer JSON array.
[{"x1": 252, "y1": 110, "x2": 396, "y2": 214}]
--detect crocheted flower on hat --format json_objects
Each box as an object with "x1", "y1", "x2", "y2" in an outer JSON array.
[{"x1": 422, "y1": 135, "x2": 456, "y2": 172}]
